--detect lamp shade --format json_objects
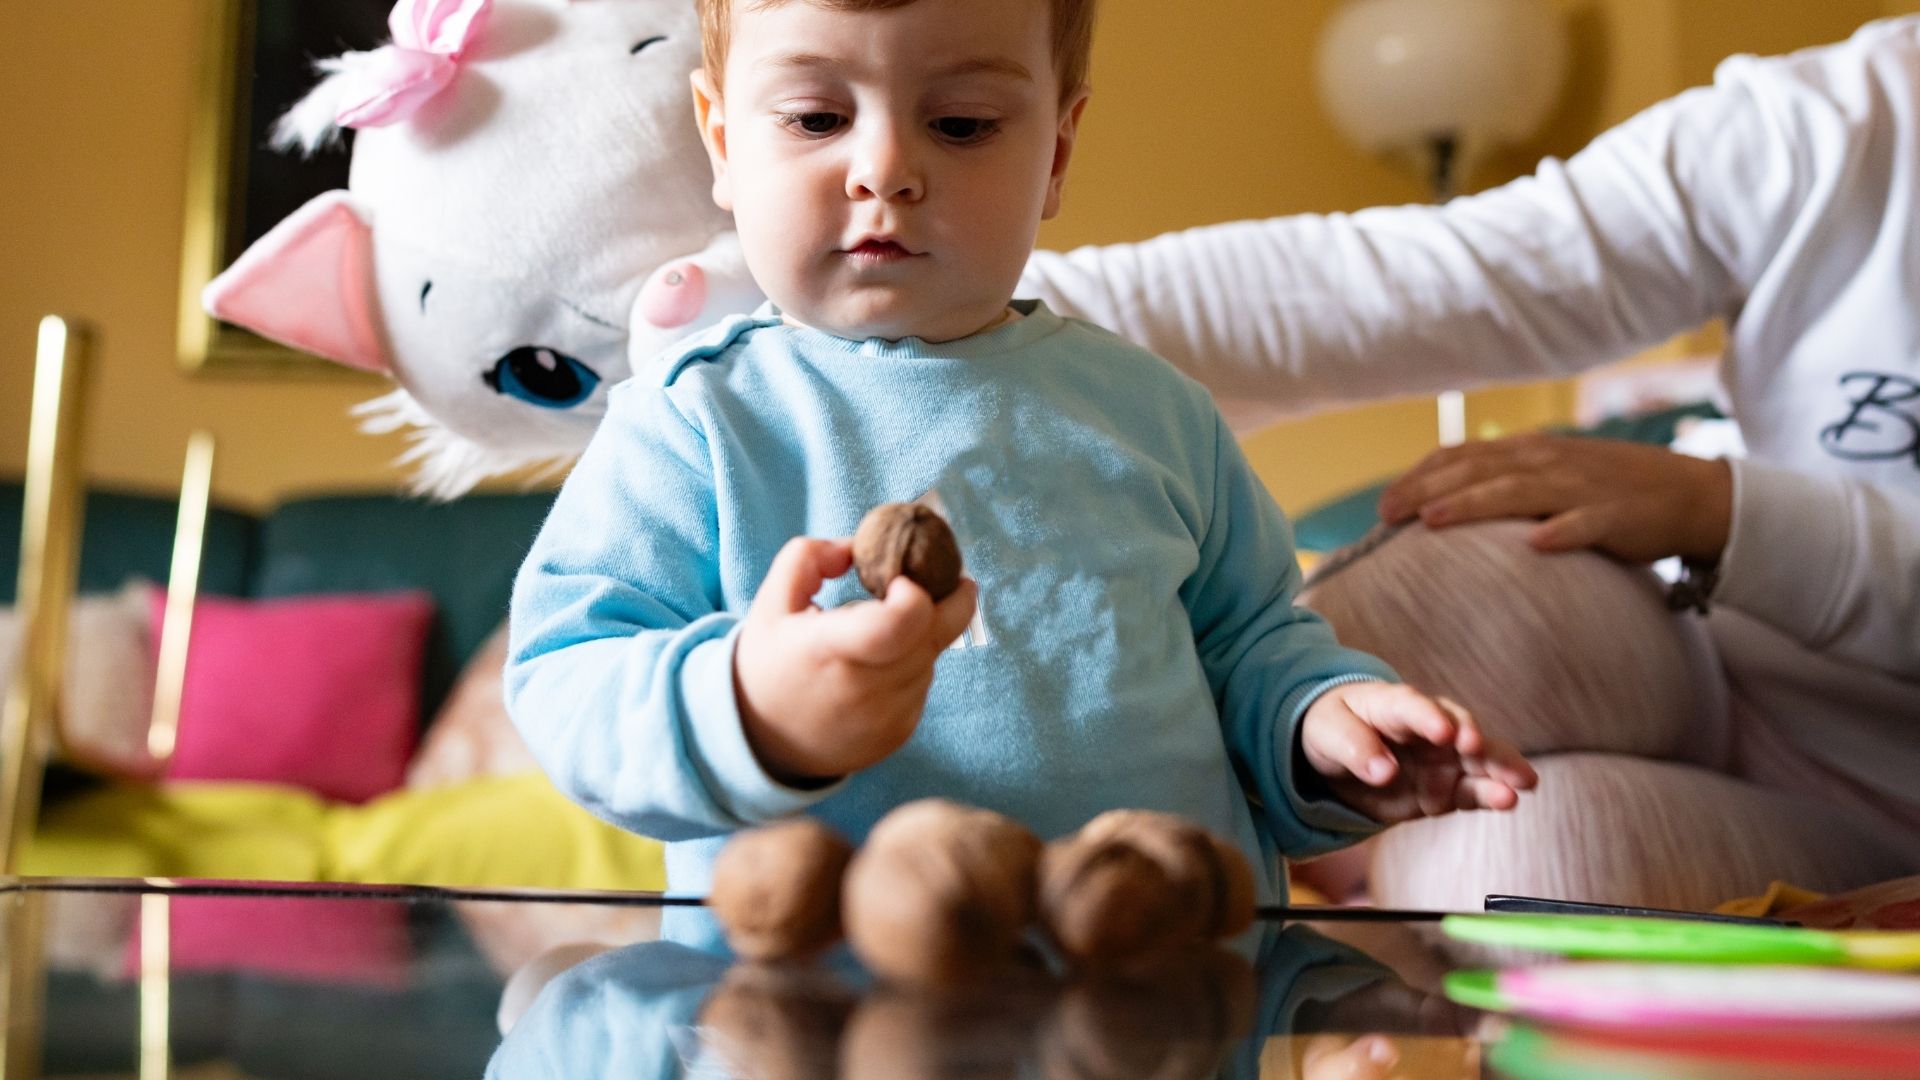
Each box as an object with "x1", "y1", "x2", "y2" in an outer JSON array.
[{"x1": 1316, "y1": 0, "x2": 1569, "y2": 168}]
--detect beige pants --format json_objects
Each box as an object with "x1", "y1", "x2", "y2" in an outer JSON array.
[{"x1": 1365, "y1": 617, "x2": 1920, "y2": 912}]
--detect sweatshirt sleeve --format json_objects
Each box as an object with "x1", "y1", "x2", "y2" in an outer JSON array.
[
  {"x1": 504, "y1": 381, "x2": 838, "y2": 843},
  {"x1": 1019, "y1": 60, "x2": 1808, "y2": 424},
  {"x1": 1183, "y1": 412, "x2": 1399, "y2": 859},
  {"x1": 1718, "y1": 460, "x2": 1920, "y2": 678}
]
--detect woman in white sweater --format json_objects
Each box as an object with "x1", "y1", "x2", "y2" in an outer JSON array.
[{"x1": 1020, "y1": 16, "x2": 1920, "y2": 909}]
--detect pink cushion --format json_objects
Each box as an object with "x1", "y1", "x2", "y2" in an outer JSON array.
[
  {"x1": 124, "y1": 895, "x2": 411, "y2": 987},
  {"x1": 151, "y1": 591, "x2": 435, "y2": 804}
]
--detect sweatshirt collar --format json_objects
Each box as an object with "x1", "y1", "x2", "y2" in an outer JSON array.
[{"x1": 754, "y1": 299, "x2": 1065, "y2": 360}]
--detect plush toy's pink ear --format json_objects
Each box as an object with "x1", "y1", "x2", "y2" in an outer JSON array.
[{"x1": 203, "y1": 191, "x2": 391, "y2": 374}]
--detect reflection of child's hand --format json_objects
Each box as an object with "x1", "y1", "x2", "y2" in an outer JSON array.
[
  {"x1": 1299, "y1": 683, "x2": 1537, "y2": 824},
  {"x1": 1299, "y1": 1032, "x2": 1480, "y2": 1079},
  {"x1": 735, "y1": 537, "x2": 979, "y2": 786}
]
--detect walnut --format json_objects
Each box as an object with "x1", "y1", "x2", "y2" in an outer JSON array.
[
  {"x1": 1038, "y1": 811, "x2": 1256, "y2": 971},
  {"x1": 842, "y1": 799, "x2": 1042, "y2": 986},
  {"x1": 853, "y1": 503, "x2": 963, "y2": 602},
  {"x1": 708, "y1": 818, "x2": 855, "y2": 962}
]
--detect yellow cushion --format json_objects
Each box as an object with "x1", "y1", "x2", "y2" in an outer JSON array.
[
  {"x1": 26, "y1": 773, "x2": 666, "y2": 893},
  {"x1": 325, "y1": 772, "x2": 667, "y2": 891},
  {"x1": 25, "y1": 781, "x2": 328, "y2": 881}
]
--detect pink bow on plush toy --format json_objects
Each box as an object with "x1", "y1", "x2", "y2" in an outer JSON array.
[{"x1": 336, "y1": 0, "x2": 494, "y2": 129}]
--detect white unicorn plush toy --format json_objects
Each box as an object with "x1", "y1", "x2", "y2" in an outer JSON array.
[
  {"x1": 207, "y1": 0, "x2": 1280, "y2": 496},
  {"x1": 206, "y1": 0, "x2": 764, "y2": 496}
]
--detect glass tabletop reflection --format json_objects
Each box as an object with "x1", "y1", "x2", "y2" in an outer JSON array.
[{"x1": 4, "y1": 877, "x2": 1916, "y2": 1079}]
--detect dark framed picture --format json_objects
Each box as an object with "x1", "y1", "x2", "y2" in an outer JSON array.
[{"x1": 176, "y1": 0, "x2": 393, "y2": 373}]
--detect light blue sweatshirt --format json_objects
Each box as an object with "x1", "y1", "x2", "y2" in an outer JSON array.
[{"x1": 505, "y1": 301, "x2": 1395, "y2": 902}]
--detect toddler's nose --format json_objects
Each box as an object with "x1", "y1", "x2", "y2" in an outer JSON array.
[{"x1": 846, "y1": 125, "x2": 925, "y2": 203}]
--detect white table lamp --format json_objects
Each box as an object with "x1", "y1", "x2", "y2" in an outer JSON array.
[{"x1": 1317, "y1": 0, "x2": 1571, "y2": 446}]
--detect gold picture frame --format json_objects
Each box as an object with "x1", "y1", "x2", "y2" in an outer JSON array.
[{"x1": 175, "y1": 0, "x2": 389, "y2": 376}]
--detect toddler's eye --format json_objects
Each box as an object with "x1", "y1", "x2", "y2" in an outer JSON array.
[
  {"x1": 780, "y1": 112, "x2": 846, "y2": 137},
  {"x1": 931, "y1": 116, "x2": 999, "y2": 144}
]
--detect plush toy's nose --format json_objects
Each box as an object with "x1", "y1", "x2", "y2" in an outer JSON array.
[{"x1": 639, "y1": 260, "x2": 710, "y2": 329}]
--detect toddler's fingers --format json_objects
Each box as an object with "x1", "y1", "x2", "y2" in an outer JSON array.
[
  {"x1": 1437, "y1": 697, "x2": 1484, "y2": 755},
  {"x1": 1305, "y1": 705, "x2": 1398, "y2": 786},
  {"x1": 1455, "y1": 776, "x2": 1520, "y2": 812},
  {"x1": 1357, "y1": 684, "x2": 1456, "y2": 747},
  {"x1": 758, "y1": 537, "x2": 855, "y2": 615},
  {"x1": 1471, "y1": 740, "x2": 1539, "y2": 791},
  {"x1": 1453, "y1": 716, "x2": 1538, "y2": 790},
  {"x1": 1412, "y1": 747, "x2": 1460, "y2": 818},
  {"x1": 925, "y1": 578, "x2": 979, "y2": 650},
  {"x1": 816, "y1": 580, "x2": 935, "y2": 662},
  {"x1": 1299, "y1": 1033, "x2": 1400, "y2": 1079}
]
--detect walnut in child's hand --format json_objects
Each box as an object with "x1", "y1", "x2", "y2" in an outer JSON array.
[
  {"x1": 853, "y1": 502, "x2": 962, "y2": 602},
  {"x1": 1297, "y1": 683, "x2": 1538, "y2": 823},
  {"x1": 734, "y1": 511, "x2": 977, "y2": 787}
]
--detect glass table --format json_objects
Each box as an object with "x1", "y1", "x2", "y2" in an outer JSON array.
[{"x1": 2, "y1": 877, "x2": 1915, "y2": 1078}]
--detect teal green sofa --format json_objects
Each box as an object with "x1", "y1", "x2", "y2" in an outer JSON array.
[
  {"x1": 0, "y1": 483, "x2": 556, "y2": 722},
  {"x1": 0, "y1": 482, "x2": 679, "y2": 893}
]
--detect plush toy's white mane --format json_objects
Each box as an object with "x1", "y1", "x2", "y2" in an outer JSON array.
[
  {"x1": 233, "y1": 3, "x2": 729, "y2": 501},
  {"x1": 272, "y1": 51, "x2": 584, "y2": 499},
  {"x1": 354, "y1": 390, "x2": 578, "y2": 500},
  {"x1": 271, "y1": 55, "x2": 374, "y2": 156}
]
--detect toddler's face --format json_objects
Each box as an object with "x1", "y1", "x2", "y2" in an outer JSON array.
[{"x1": 696, "y1": 0, "x2": 1087, "y2": 343}]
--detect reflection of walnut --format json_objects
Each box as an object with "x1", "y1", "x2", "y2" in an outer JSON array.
[
  {"x1": 843, "y1": 799, "x2": 1041, "y2": 986},
  {"x1": 1041, "y1": 948, "x2": 1257, "y2": 1079},
  {"x1": 841, "y1": 983, "x2": 1049, "y2": 1079},
  {"x1": 1039, "y1": 810, "x2": 1255, "y2": 971},
  {"x1": 709, "y1": 818, "x2": 854, "y2": 962},
  {"x1": 698, "y1": 965, "x2": 855, "y2": 1080},
  {"x1": 852, "y1": 503, "x2": 963, "y2": 602}
]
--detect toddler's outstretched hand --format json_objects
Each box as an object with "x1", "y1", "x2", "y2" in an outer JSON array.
[
  {"x1": 1298, "y1": 683, "x2": 1537, "y2": 824},
  {"x1": 735, "y1": 537, "x2": 978, "y2": 786}
]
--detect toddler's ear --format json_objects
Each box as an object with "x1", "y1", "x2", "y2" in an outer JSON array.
[
  {"x1": 1043, "y1": 88, "x2": 1092, "y2": 221},
  {"x1": 691, "y1": 71, "x2": 735, "y2": 212}
]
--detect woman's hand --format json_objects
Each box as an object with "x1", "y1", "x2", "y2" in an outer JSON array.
[{"x1": 1377, "y1": 434, "x2": 1734, "y2": 563}]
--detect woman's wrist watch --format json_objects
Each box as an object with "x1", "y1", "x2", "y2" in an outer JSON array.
[{"x1": 1665, "y1": 557, "x2": 1722, "y2": 615}]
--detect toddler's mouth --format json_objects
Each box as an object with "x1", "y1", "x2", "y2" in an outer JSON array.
[{"x1": 842, "y1": 238, "x2": 920, "y2": 263}]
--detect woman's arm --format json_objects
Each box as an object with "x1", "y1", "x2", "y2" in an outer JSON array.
[
  {"x1": 1719, "y1": 461, "x2": 1920, "y2": 678},
  {"x1": 1021, "y1": 59, "x2": 1810, "y2": 416}
]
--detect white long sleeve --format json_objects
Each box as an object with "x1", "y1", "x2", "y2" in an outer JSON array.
[
  {"x1": 1720, "y1": 461, "x2": 1920, "y2": 678},
  {"x1": 1020, "y1": 63, "x2": 1763, "y2": 415},
  {"x1": 1022, "y1": 17, "x2": 1920, "y2": 687}
]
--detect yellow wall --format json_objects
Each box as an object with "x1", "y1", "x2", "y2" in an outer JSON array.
[
  {"x1": 1676, "y1": 0, "x2": 1884, "y2": 87},
  {"x1": 0, "y1": 1, "x2": 1899, "y2": 512}
]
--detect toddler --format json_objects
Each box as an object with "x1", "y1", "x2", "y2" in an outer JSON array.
[{"x1": 505, "y1": 0, "x2": 1537, "y2": 901}]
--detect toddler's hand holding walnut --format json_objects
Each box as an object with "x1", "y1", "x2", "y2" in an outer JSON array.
[
  {"x1": 735, "y1": 536, "x2": 978, "y2": 786},
  {"x1": 1298, "y1": 683, "x2": 1537, "y2": 824}
]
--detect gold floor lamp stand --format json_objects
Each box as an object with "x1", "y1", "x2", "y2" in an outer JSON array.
[{"x1": 0, "y1": 316, "x2": 93, "y2": 875}]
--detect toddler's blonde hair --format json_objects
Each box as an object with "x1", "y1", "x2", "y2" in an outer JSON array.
[{"x1": 697, "y1": 0, "x2": 1096, "y2": 105}]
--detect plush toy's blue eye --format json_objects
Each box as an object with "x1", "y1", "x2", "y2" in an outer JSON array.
[{"x1": 483, "y1": 347, "x2": 601, "y2": 409}]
